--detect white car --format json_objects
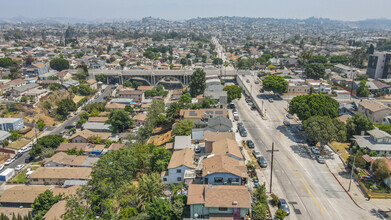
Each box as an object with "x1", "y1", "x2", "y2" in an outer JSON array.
[
  {"x1": 15, "y1": 164, "x2": 25, "y2": 171},
  {"x1": 4, "y1": 159, "x2": 14, "y2": 166},
  {"x1": 233, "y1": 112, "x2": 239, "y2": 117}
]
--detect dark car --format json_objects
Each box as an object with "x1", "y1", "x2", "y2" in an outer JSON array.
[
  {"x1": 239, "y1": 128, "x2": 248, "y2": 137},
  {"x1": 14, "y1": 152, "x2": 23, "y2": 159},
  {"x1": 25, "y1": 155, "x2": 34, "y2": 163},
  {"x1": 234, "y1": 115, "x2": 239, "y2": 121},
  {"x1": 278, "y1": 199, "x2": 290, "y2": 215},
  {"x1": 229, "y1": 102, "x2": 235, "y2": 109},
  {"x1": 258, "y1": 156, "x2": 268, "y2": 168},
  {"x1": 247, "y1": 140, "x2": 255, "y2": 148},
  {"x1": 307, "y1": 139, "x2": 317, "y2": 146},
  {"x1": 283, "y1": 121, "x2": 290, "y2": 126}
]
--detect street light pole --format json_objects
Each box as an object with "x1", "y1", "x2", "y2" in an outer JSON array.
[{"x1": 348, "y1": 155, "x2": 356, "y2": 192}]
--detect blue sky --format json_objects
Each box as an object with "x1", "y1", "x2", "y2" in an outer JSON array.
[{"x1": 1, "y1": 0, "x2": 390, "y2": 21}]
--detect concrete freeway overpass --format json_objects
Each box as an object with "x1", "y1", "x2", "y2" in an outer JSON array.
[{"x1": 69, "y1": 69, "x2": 240, "y2": 86}]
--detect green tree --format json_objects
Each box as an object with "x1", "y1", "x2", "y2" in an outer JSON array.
[
  {"x1": 305, "y1": 63, "x2": 325, "y2": 79},
  {"x1": 309, "y1": 55, "x2": 327, "y2": 64},
  {"x1": 253, "y1": 202, "x2": 268, "y2": 220},
  {"x1": 372, "y1": 159, "x2": 391, "y2": 182},
  {"x1": 262, "y1": 75, "x2": 288, "y2": 94},
  {"x1": 150, "y1": 146, "x2": 172, "y2": 173},
  {"x1": 78, "y1": 84, "x2": 94, "y2": 96},
  {"x1": 223, "y1": 85, "x2": 242, "y2": 102},
  {"x1": 145, "y1": 198, "x2": 171, "y2": 220},
  {"x1": 303, "y1": 116, "x2": 345, "y2": 149},
  {"x1": 95, "y1": 74, "x2": 106, "y2": 83},
  {"x1": 20, "y1": 96, "x2": 27, "y2": 102},
  {"x1": 289, "y1": 94, "x2": 339, "y2": 121},
  {"x1": 30, "y1": 135, "x2": 64, "y2": 157},
  {"x1": 330, "y1": 55, "x2": 349, "y2": 65},
  {"x1": 350, "y1": 49, "x2": 366, "y2": 68},
  {"x1": 275, "y1": 209, "x2": 287, "y2": 220},
  {"x1": 37, "y1": 119, "x2": 45, "y2": 131},
  {"x1": 49, "y1": 83, "x2": 61, "y2": 91},
  {"x1": 347, "y1": 152, "x2": 367, "y2": 169},
  {"x1": 346, "y1": 114, "x2": 374, "y2": 138},
  {"x1": 124, "y1": 105, "x2": 134, "y2": 114},
  {"x1": 108, "y1": 110, "x2": 133, "y2": 132},
  {"x1": 32, "y1": 190, "x2": 62, "y2": 218},
  {"x1": 123, "y1": 81, "x2": 132, "y2": 87},
  {"x1": 357, "y1": 80, "x2": 369, "y2": 97},
  {"x1": 189, "y1": 69, "x2": 206, "y2": 97},
  {"x1": 0, "y1": 57, "x2": 13, "y2": 67},
  {"x1": 132, "y1": 81, "x2": 143, "y2": 90},
  {"x1": 173, "y1": 119, "x2": 194, "y2": 136},
  {"x1": 171, "y1": 198, "x2": 185, "y2": 220},
  {"x1": 138, "y1": 173, "x2": 163, "y2": 203},
  {"x1": 56, "y1": 98, "x2": 77, "y2": 120},
  {"x1": 166, "y1": 102, "x2": 181, "y2": 123},
  {"x1": 50, "y1": 58, "x2": 69, "y2": 71}
]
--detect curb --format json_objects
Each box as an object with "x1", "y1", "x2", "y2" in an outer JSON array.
[{"x1": 325, "y1": 162, "x2": 363, "y2": 209}]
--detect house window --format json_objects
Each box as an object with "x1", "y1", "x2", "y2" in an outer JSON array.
[
  {"x1": 163, "y1": 178, "x2": 167, "y2": 182},
  {"x1": 177, "y1": 177, "x2": 182, "y2": 181},
  {"x1": 33, "y1": 179, "x2": 38, "y2": 182},
  {"x1": 219, "y1": 208, "x2": 228, "y2": 211},
  {"x1": 177, "y1": 169, "x2": 181, "y2": 173},
  {"x1": 214, "y1": 177, "x2": 223, "y2": 183}
]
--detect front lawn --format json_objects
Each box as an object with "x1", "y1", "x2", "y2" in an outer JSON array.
[
  {"x1": 11, "y1": 170, "x2": 29, "y2": 183},
  {"x1": 331, "y1": 142, "x2": 350, "y2": 152}
]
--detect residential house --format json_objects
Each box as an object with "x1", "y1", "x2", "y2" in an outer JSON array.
[
  {"x1": 210, "y1": 138, "x2": 244, "y2": 161},
  {"x1": 162, "y1": 148, "x2": 196, "y2": 184},
  {"x1": 173, "y1": 135, "x2": 192, "y2": 151},
  {"x1": 202, "y1": 155, "x2": 247, "y2": 185},
  {"x1": 69, "y1": 130, "x2": 111, "y2": 143},
  {"x1": 0, "y1": 130, "x2": 11, "y2": 145},
  {"x1": 187, "y1": 185, "x2": 251, "y2": 219},
  {"x1": 307, "y1": 81, "x2": 332, "y2": 93},
  {"x1": 110, "y1": 98, "x2": 136, "y2": 105},
  {"x1": 0, "y1": 84, "x2": 11, "y2": 95},
  {"x1": 38, "y1": 71, "x2": 57, "y2": 80},
  {"x1": 0, "y1": 186, "x2": 49, "y2": 208},
  {"x1": 172, "y1": 89, "x2": 183, "y2": 100},
  {"x1": 82, "y1": 122, "x2": 112, "y2": 132},
  {"x1": 137, "y1": 86, "x2": 154, "y2": 92},
  {"x1": 105, "y1": 103, "x2": 126, "y2": 110},
  {"x1": 63, "y1": 79, "x2": 80, "y2": 89},
  {"x1": 7, "y1": 79, "x2": 26, "y2": 88},
  {"x1": 56, "y1": 143, "x2": 89, "y2": 152},
  {"x1": 335, "y1": 90, "x2": 351, "y2": 99},
  {"x1": 204, "y1": 85, "x2": 228, "y2": 108},
  {"x1": 86, "y1": 79, "x2": 98, "y2": 90},
  {"x1": 0, "y1": 207, "x2": 32, "y2": 219},
  {"x1": 108, "y1": 143, "x2": 125, "y2": 151},
  {"x1": 0, "y1": 118, "x2": 24, "y2": 131},
  {"x1": 204, "y1": 132, "x2": 236, "y2": 154},
  {"x1": 357, "y1": 100, "x2": 391, "y2": 124},
  {"x1": 57, "y1": 71, "x2": 72, "y2": 82},
  {"x1": 88, "y1": 117, "x2": 109, "y2": 123},
  {"x1": 12, "y1": 83, "x2": 39, "y2": 97},
  {"x1": 352, "y1": 129, "x2": 391, "y2": 156},
  {"x1": 180, "y1": 109, "x2": 228, "y2": 125},
  {"x1": 44, "y1": 200, "x2": 67, "y2": 220},
  {"x1": 133, "y1": 113, "x2": 147, "y2": 126},
  {"x1": 207, "y1": 116, "x2": 232, "y2": 132},
  {"x1": 28, "y1": 167, "x2": 92, "y2": 185},
  {"x1": 23, "y1": 62, "x2": 49, "y2": 76},
  {"x1": 118, "y1": 90, "x2": 144, "y2": 102},
  {"x1": 44, "y1": 152, "x2": 99, "y2": 167}
]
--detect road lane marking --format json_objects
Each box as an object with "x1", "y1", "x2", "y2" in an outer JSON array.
[{"x1": 286, "y1": 159, "x2": 325, "y2": 216}]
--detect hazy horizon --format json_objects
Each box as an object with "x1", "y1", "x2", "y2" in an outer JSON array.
[{"x1": 0, "y1": 0, "x2": 391, "y2": 22}]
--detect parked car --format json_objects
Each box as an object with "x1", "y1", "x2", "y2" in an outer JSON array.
[
  {"x1": 5, "y1": 158, "x2": 14, "y2": 166},
  {"x1": 15, "y1": 164, "x2": 25, "y2": 171},
  {"x1": 234, "y1": 115, "x2": 239, "y2": 121},
  {"x1": 268, "y1": 98, "x2": 274, "y2": 103},
  {"x1": 252, "y1": 150, "x2": 262, "y2": 158},
  {"x1": 258, "y1": 156, "x2": 268, "y2": 168},
  {"x1": 0, "y1": 164, "x2": 4, "y2": 171},
  {"x1": 254, "y1": 80, "x2": 259, "y2": 84},
  {"x1": 246, "y1": 79, "x2": 250, "y2": 83},
  {"x1": 283, "y1": 121, "x2": 290, "y2": 126},
  {"x1": 286, "y1": 114, "x2": 293, "y2": 119},
  {"x1": 311, "y1": 146, "x2": 320, "y2": 155},
  {"x1": 14, "y1": 153, "x2": 23, "y2": 159},
  {"x1": 247, "y1": 140, "x2": 255, "y2": 148},
  {"x1": 229, "y1": 102, "x2": 235, "y2": 109},
  {"x1": 233, "y1": 112, "x2": 239, "y2": 117},
  {"x1": 239, "y1": 128, "x2": 248, "y2": 137},
  {"x1": 25, "y1": 155, "x2": 34, "y2": 163},
  {"x1": 194, "y1": 145, "x2": 201, "y2": 153},
  {"x1": 278, "y1": 199, "x2": 290, "y2": 215},
  {"x1": 316, "y1": 155, "x2": 325, "y2": 164},
  {"x1": 251, "y1": 106, "x2": 257, "y2": 111}
]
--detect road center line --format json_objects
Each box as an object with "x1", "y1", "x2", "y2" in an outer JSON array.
[{"x1": 286, "y1": 159, "x2": 325, "y2": 216}]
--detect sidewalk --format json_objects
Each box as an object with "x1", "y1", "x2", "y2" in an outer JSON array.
[{"x1": 324, "y1": 145, "x2": 391, "y2": 213}]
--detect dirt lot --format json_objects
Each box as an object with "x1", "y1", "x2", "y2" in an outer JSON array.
[{"x1": 148, "y1": 130, "x2": 173, "y2": 146}]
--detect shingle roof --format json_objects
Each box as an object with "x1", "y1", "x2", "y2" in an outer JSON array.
[
  {"x1": 359, "y1": 100, "x2": 390, "y2": 112},
  {"x1": 29, "y1": 167, "x2": 92, "y2": 180},
  {"x1": 0, "y1": 186, "x2": 49, "y2": 204},
  {"x1": 211, "y1": 138, "x2": 243, "y2": 159},
  {"x1": 56, "y1": 143, "x2": 89, "y2": 152},
  {"x1": 168, "y1": 148, "x2": 195, "y2": 169},
  {"x1": 187, "y1": 185, "x2": 251, "y2": 209},
  {"x1": 204, "y1": 132, "x2": 235, "y2": 142},
  {"x1": 44, "y1": 200, "x2": 66, "y2": 220},
  {"x1": 202, "y1": 155, "x2": 247, "y2": 177}
]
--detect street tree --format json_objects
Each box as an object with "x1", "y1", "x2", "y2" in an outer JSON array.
[
  {"x1": 305, "y1": 63, "x2": 325, "y2": 79},
  {"x1": 356, "y1": 80, "x2": 369, "y2": 97},
  {"x1": 223, "y1": 85, "x2": 242, "y2": 102},
  {"x1": 189, "y1": 69, "x2": 206, "y2": 97},
  {"x1": 303, "y1": 116, "x2": 346, "y2": 149},
  {"x1": 95, "y1": 74, "x2": 106, "y2": 83},
  {"x1": 50, "y1": 58, "x2": 69, "y2": 71},
  {"x1": 330, "y1": 55, "x2": 349, "y2": 65},
  {"x1": 262, "y1": 75, "x2": 288, "y2": 95},
  {"x1": 289, "y1": 94, "x2": 339, "y2": 121},
  {"x1": 108, "y1": 109, "x2": 133, "y2": 132}
]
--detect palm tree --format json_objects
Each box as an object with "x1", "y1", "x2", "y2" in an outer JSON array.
[
  {"x1": 223, "y1": 61, "x2": 229, "y2": 77},
  {"x1": 137, "y1": 173, "x2": 163, "y2": 205}
]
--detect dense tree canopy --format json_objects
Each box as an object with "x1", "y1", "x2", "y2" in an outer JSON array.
[
  {"x1": 78, "y1": 84, "x2": 94, "y2": 96},
  {"x1": 31, "y1": 135, "x2": 64, "y2": 157},
  {"x1": 303, "y1": 116, "x2": 346, "y2": 147},
  {"x1": 372, "y1": 159, "x2": 391, "y2": 182},
  {"x1": 173, "y1": 119, "x2": 194, "y2": 136},
  {"x1": 223, "y1": 85, "x2": 242, "y2": 102},
  {"x1": 262, "y1": 75, "x2": 288, "y2": 94},
  {"x1": 309, "y1": 55, "x2": 327, "y2": 64},
  {"x1": 32, "y1": 190, "x2": 62, "y2": 218},
  {"x1": 356, "y1": 80, "x2": 369, "y2": 97},
  {"x1": 189, "y1": 69, "x2": 206, "y2": 97},
  {"x1": 95, "y1": 74, "x2": 106, "y2": 83},
  {"x1": 108, "y1": 109, "x2": 133, "y2": 132},
  {"x1": 50, "y1": 58, "x2": 70, "y2": 71},
  {"x1": 56, "y1": 98, "x2": 77, "y2": 120},
  {"x1": 289, "y1": 94, "x2": 339, "y2": 121},
  {"x1": 330, "y1": 55, "x2": 349, "y2": 65},
  {"x1": 346, "y1": 113, "x2": 374, "y2": 138},
  {"x1": 305, "y1": 63, "x2": 326, "y2": 79},
  {"x1": 0, "y1": 57, "x2": 13, "y2": 68}
]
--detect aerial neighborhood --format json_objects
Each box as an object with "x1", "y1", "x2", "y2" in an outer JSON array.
[{"x1": 0, "y1": 15, "x2": 390, "y2": 220}]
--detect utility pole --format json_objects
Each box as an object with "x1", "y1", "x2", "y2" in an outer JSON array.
[
  {"x1": 267, "y1": 142, "x2": 279, "y2": 193},
  {"x1": 348, "y1": 155, "x2": 356, "y2": 192}
]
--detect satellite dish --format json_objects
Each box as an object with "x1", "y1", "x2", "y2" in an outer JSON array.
[{"x1": 194, "y1": 213, "x2": 199, "y2": 218}]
